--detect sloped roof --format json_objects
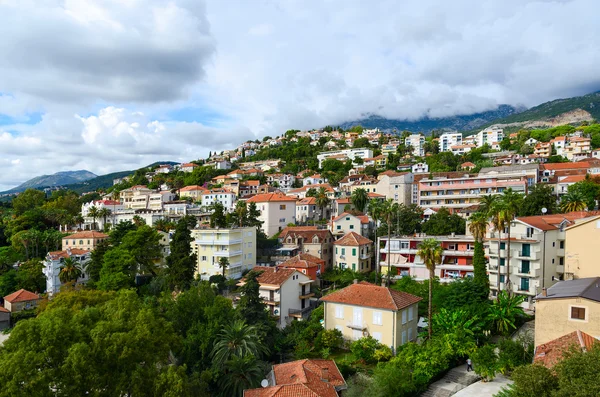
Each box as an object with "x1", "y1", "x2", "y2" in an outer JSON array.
[
  {"x1": 64, "y1": 231, "x2": 108, "y2": 239},
  {"x1": 246, "y1": 192, "x2": 297, "y2": 203},
  {"x1": 288, "y1": 184, "x2": 334, "y2": 194},
  {"x1": 0, "y1": 306, "x2": 9, "y2": 313},
  {"x1": 250, "y1": 266, "x2": 297, "y2": 286},
  {"x1": 278, "y1": 253, "x2": 325, "y2": 269},
  {"x1": 4, "y1": 289, "x2": 40, "y2": 303},
  {"x1": 541, "y1": 162, "x2": 590, "y2": 171},
  {"x1": 332, "y1": 212, "x2": 369, "y2": 224},
  {"x1": 279, "y1": 227, "x2": 333, "y2": 243},
  {"x1": 536, "y1": 277, "x2": 600, "y2": 302},
  {"x1": 534, "y1": 330, "x2": 598, "y2": 368},
  {"x1": 516, "y1": 212, "x2": 598, "y2": 231},
  {"x1": 179, "y1": 185, "x2": 207, "y2": 192},
  {"x1": 47, "y1": 249, "x2": 90, "y2": 260},
  {"x1": 558, "y1": 175, "x2": 587, "y2": 184},
  {"x1": 333, "y1": 232, "x2": 372, "y2": 246},
  {"x1": 321, "y1": 282, "x2": 421, "y2": 311},
  {"x1": 297, "y1": 197, "x2": 317, "y2": 205}
]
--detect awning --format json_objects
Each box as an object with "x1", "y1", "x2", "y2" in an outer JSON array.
[{"x1": 276, "y1": 246, "x2": 299, "y2": 252}]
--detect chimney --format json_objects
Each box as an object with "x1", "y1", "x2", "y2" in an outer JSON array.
[
  {"x1": 542, "y1": 287, "x2": 547, "y2": 297},
  {"x1": 353, "y1": 279, "x2": 358, "y2": 284},
  {"x1": 321, "y1": 367, "x2": 329, "y2": 382}
]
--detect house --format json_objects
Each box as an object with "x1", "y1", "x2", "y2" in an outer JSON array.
[
  {"x1": 333, "y1": 232, "x2": 373, "y2": 273},
  {"x1": 155, "y1": 164, "x2": 173, "y2": 174},
  {"x1": 62, "y1": 231, "x2": 109, "y2": 251},
  {"x1": 3, "y1": 289, "x2": 41, "y2": 313},
  {"x1": 244, "y1": 359, "x2": 347, "y2": 397},
  {"x1": 239, "y1": 266, "x2": 315, "y2": 327},
  {"x1": 332, "y1": 198, "x2": 354, "y2": 217},
  {"x1": 373, "y1": 171, "x2": 414, "y2": 205},
  {"x1": 266, "y1": 173, "x2": 295, "y2": 192},
  {"x1": 277, "y1": 253, "x2": 325, "y2": 280},
  {"x1": 43, "y1": 249, "x2": 91, "y2": 296},
  {"x1": 405, "y1": 134, "x2": 425, "y2": 156},
  {"x1": 191, "y1": 227, "x2": 256, "y2": 279},
  {"x1": 295, "y1": 197, "x2": 319, "y2": 223},
  {"x1": 0, "y1": 306, "x2": 9, "y2": 330},
  {"x1": 321, "y1": 281, "x2": 421, "y2": 350},
  {"x1": 564, "y1": 215, "x2": 600, "y2": 279},
  {"x1": 246, "y1": 192, "x2": 297, "y2": 236},
  {"x1": 279, "y1": 226, "x2": 334, "y2": 268},
  {"x1": 330, "y1": 212, "x2": 371, "y2": 238},
  {"x1": 317, "y1": 148, "x2": 374, "y2": 168},
  {"x1": 439, "y1": 132, "x2": 462, "y2": 152},
  {"x1": 460, "y1": 162, "x2": 476, "y2": 171},
  {"x1": 288, "y1": 183, "x2": 335, "y2": 200},
  {"x1": 178, "y1": 185, "x2": 208, "y2": 201},
  {"x1": 534, "y1": 142, "x2": 552, "y2": 158},
  {"x1": 412, "y1": 162, "x2": 429, "y2": 173},
  {"x1": 564, "y1": 137, "x2": 591, "y2": 160},
  {"x1": 533, "y1": 330, "x2": 598, "y2": 368},
  {"x1": 180, "y1": 162, "x2": 198, "y2": 173},
  {"x1": 200, "y1": 189, "x2": 237, "y2": 212},
  {"x1": 451, "y1": 144, "x2": 476, "y2": 155},
  {"x1": 303, "y1": 173, "x2": 327, "y2": 186},
  {"x1": 534, "y1": 277, "x2": 600, "y2": 346}
]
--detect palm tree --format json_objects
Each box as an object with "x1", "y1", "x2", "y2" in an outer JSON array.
[
  {"x1": 234, "y1": 201, "x2": 248, "y2": 227},
  {"x1": 59, "y1": 257, "x2": 83, "y2": 284},
  {"x1": 132, "y1": 215, "x2": 145, "y2": 227},
  {"x1": 478, "y1": 194, "x2": 498, "y2": 217},
  {"x1": 489, "y1": 200, "x2": 507, "y2": 293},
  {"x1": 488, "y1": 290, "x2": 525, "y2": 335},
  {"x1": 98, "y1": 207, "x2": 112, "y2": 231},
  {"x1": 211, "y1": 320, "x2": 269, "y2": 368},
  {"x1": 468, "y1": 211, "x2": 489, "y2": 284},
  {"x1": 219, "y1": 257, "x2": 230, "y2": 278},
  {"x1": 218, "y1": 354, "x2": 264, "y2": 397},
  {"x1": 315, "y1": 187, "x2": 331, "y2": 220},
  {"x1": 500, "y1": 188, "x2": 524, "y2": 295},
  {"x1": 88, "y1": 206, "x2": 100, "y2": 231},
  {"x1": 416, "y1": 238, "x2": 442, "y2": 339},
  {"x1": 351, "y1": 188, "x2": 369, "y2": 213},
  {"x1": 380, "y1": 199, "x2": 399, "y2": 286},
  {"x1": 561, "y1": 190, "x2": 587, "y2": 213}
]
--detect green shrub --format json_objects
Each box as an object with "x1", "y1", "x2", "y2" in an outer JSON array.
[
  {"x1": 472, "y1": 344, "x2": 498, "y2": 381},
  {"x1": 373, "y1": 345, "x2": 393, "y2": 362},
  {"x1": 315, "y1": 329, "x2": 343, "y2": 351},
  {"x1": 508, "y1": 364, "x2": 557, "y2": 397},
  {"x1": 497, "y1": 338, "x2": 533, "y2": 375},
  {"x1": 350, "y1": 336, "x2": 380, "y2": 363}
]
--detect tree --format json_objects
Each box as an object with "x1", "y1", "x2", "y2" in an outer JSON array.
[
  {"x1": 351, "y1": 188, "x2": 369, "y2": 213},
  {"x1": 237, "y1": 270, "x2": 270, "y2": 329},
  {"x1": 488, "y1": 291, "x2": 525, "y2": 335},
  {"x1": 15, "y1": 259, "x2": 45, "y2": 293},
  {"x1": 503, "y1": 364, "x2": 558, "y2": 397},
  {"x1": 58, "y1": 257, "x2": 83, "y2": 284},
  {"x1": 417, "y1": 238, "x2": 442, "y2": 339},
  {"x1": 565, "y1": 179, "x2": 600, "y2": 211},
  {"x1": 120, "y1": 225, "x2": 163, "y2": 276},
  {"x1": 519, "y1": 184, "x2": 557, "y2": 216},
  {"x1": 217, "y1": 354, "x2": 264, "y2": 397},
  {"x1": 315, "y1": 186, "x2": 331, "y2": 220},
  {"x1": 98, "y1": 247, "x2": 135, "y2": 290},
  {"x1": 11, "y1": 188, "x2": 46, "y2": 216},
  {"x1": 471, "y1": 344, "x2": 498, "y2": 381},
  {"x1": 500, "y1": 188, "x2": 524, "y2": 294},
  {"x1": 396, "y1": 204, "x2": 423, "y2": 236},
  {"x1": 218, "y1": 257, "x2": 229, "y2": 278},
  {"x1": 88, "y1": 239, "x2": 110, "y2": 283},
  {"x1": 88, "y1": 206, "x2": 100, "y2": 230},
  {"x1": 210, "y1": 202, "x2": 227, "y2": 228},
  {"x1": 380, "y1": 199, "x2": 399, "y2": 286},
  {"x1": 489, "y1": 199, "x2": 507, "y2": 293},
  {"x1": 165, "y1": 217, "x2": 197, "y2": 291},
  {"x1": 211, "y1": 319, "x2": 268, "y2": 368},
  {"x1": 246, "y1": 202, "x2": 263, "y2": 229},
  {"x1": 305, "y1": 187, "x2": 317, "y2": 198},
  {"x1": 97, "y1": 207, "x2": 112, "y2": 231},
  {"x1": 233, "y1": 201, "x2": 248, "y2": 227},
  {"x1": 132, "y1": 214, "x2": 146, "y2": 226},
  {"x1": 469, "y1": 212, "x2": 489, "y2": 286},
  {"x1": 421, "y1": 207, "x2": 466, "y2": 236},
  {"x1": 561, "y1": 190, "x2": 588, "y2": 212}
]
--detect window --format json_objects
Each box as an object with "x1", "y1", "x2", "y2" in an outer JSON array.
[
  {"x1": 335, "y1": 305, "x2": 344, "y2": 319},
  {"x1": 337, "y1": 225, "x2": 341, "y2": 230},
  {"x1": 408, "y1": 306, "x2": 414, "y2": 321},
  {"x1": 79, "y1": 240, "x2": 83, "y2": 245},
  {"x1": 372, "y1": 332, "x2": 382, "y2": 342},
  {"x1": 520, "y1": 278, "x2": 530, "y2": 291},
  {"x1": 373, "y1": 311, "x2": 382, "y2": 325},
  {"x1": 499, "y1": 275, "x2": 505, "y2": 283},
  {"x1": 408, "y1": 327, "x2": 413, "y2": 341},
  {"x1": 570, "y1": 306, "x2": 586, "y2": 320},
  {"x1": 500, "y1": 258, "x2": 505, "y2": 266},
  {"x1": 402, "y1": 310, "x2": 407, "y2": 324},
  {"x1": 201, "y1": 256, "x2": 207, "y2": 261},
  {"x1": 341, "y1": 248, "x2": 346, "y2": 255},
  {"x1": 335, "y1": 247, "x2": 338, "y2": 254},
  {"x1": 521, "y1": 260, "x2": 530, "y2": 274},
  {"x1": 500, "y1": 242, "x2": 506, "y2": 250},
  {"x1": 402, "y1": 330, "x2": 407, "y2": 344},
  {"x1": 560, "y1": 241, "x2": 564, "y2": 249},
  {"x1": 352, "y1": 248, "x2": 357, "y2": 256},
  {"x1": 349, "y1": 225, "x2": 354, "y2": 229},
  {"x1": 279, "y1": 205, "x2": 286, "y2": 210}
]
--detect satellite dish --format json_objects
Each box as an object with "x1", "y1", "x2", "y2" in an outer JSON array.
[
  {"x1": 261, "y1": 379, "x2": 269, "y2": 388},
  {"x1": 541, "y1": 207, "x2": 548, "y2": 214}
]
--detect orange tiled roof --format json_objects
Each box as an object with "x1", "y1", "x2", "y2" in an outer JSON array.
[
  {"x1": 48, "y1": 249, "x2": 90, "y2": 260},
  {"x1": 321, "y1": 281, "x2": 422, "y2": 311},
  {"x1": 0, "y1": 306, "x2": 9, "y2": 313},
  {"x1": 4, "y1": 289, "x2": 40, "y2": 303},
  {"x1": 64, "y1": 231, "x2": 108, "y2": 239},
  {"x1": 333, "y1": 231, "x2": 372, "y2": 246},
  {"x1": 558, "y1": 175, "x2": 587, "y2": 184},
  {"x1": 541, "y1": 162, "x2": 590, "y2": 171},
  {"x1": 279, "y1": 226, "x2": 333, "y2": 242},
  {"x1": 247, "y1": 192, "x2": 297, "y2": 203},
  {"x1": 250, "y1": 266, "x2": 297, "y2": 286},
  {"x1": 461, "y1": 162, "x2": 476, "y2": 167},
  {"x1": 288, "y1": 184, "x2": 334, "y2": 194},
  {"x1": 297, "y1": 197, "x2": 317, "y2": 205},
  {"x1": 278, "y1": 253, "x2": 325, "y2": 269},
  {"x1": 179, "y1": 185, "x2": 207, "y2": 192},
  {"x1": 534, "y1": 330, "x2": 598, "y2": 368}
]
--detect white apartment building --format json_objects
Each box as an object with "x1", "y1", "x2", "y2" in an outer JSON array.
[
  {"x1": 247, "y1": 192, "x2": 297, "y2": 237},
  {"x1": 43, "y1": 249, "x2": 91, "y2": 296},
  {"x1": 439, "y1": 132, "x2": 462, "y2": 152},
  {"x1": 412, "y1": 163, "x2": 429, "y2": 174},
  {"x1": 191, "y1": 227, "x2": 256, "y2": 279},
  {"x1": 475, "y1": 127, "x2": 504, "y2": 148},
  {"x1": 405, "y1": 134, "x2": 425, "y2": 157},
  {"x1": 317, "y1": 148, "x2": 374, "y2": 168},
  {"x1": 200, "y1": 189, "x2": 237, "y2": 212},
  {"x1": 266, "y1": 173, "x2": 295, "y2": 192},
  {"x1": 295, "y1": 197, "x2": 319, "y2": 223}
]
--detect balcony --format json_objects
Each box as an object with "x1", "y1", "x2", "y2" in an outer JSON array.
[
  {"x1": 442, "y1": 249, "x2": 474, "y2": 256},
  {"x1": 556, "y1": 264, "x2": 565, "y2": 274},
  {"x1": 299, "y1": 291, "x2": 315, "y2": 299},
  {"x1": 557, "y1": 248, "x2": 565, "y2": 257},
  {"x1": 289, "y1": 301, "x2": 318, "y2": 319},
  {"x1": 213, "y1": 249, "x2": 243, "y2": 257},
  {"x1": 263, "y1": 298, "x2": 280, "y2": 305},
  {"x1": 194, "y1": 237, "x2": 243, "y2": 245},
  {"x1": 360, "y1": 252, "x2": 372, "y2": 260},
  {"x1": 347, "y1": 323, "x2": 367, "y2": 330}
]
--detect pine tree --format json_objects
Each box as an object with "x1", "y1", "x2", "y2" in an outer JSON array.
[
  {"x1": 472, "y1": 241, "x2": 489, "y2": 293},
  {"x1": 165, "y1": 217, "x2": 197, "y2": 291}
]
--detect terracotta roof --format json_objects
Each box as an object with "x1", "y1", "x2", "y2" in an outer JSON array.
[
  {"x1": 64, "y1": 231, "x2": 108, "y2": 239},
  {"x1": 558, "y1": 175, "x2": 587, "y2": 183},
  {"x1": 541, "y1": 162, "x2": 590, "y2": 171},
  {"x1": 534, "y1": 330, "x2": 598, "y2": 368},
  {"x1": 0, "y1": 306, "x2": 9, "y2": 313},
  {"x1": 321, "y1": 282, "x2": 422, "y2": 311},
  {"x1": 461, "y1": 162, "x2": 476, "y2": 167},
  {"x1": 181, "y1": 163, "x2": 197, "y2": 168},
  {"x1": 94, "y1": 200, "x2": 121, "y2": 205},
  {"x1": 247, "y1": 192, "x2": 297, "y2": 203},
  {"x1": 244, "y1": 180, "x2": 261, "y2": 186},
  {"x1": 288, "y1": 184, "x2": 334, "y2": 194},
  {"x1": 367, "y1": 192, "x2": 385, "y2": 198},
  {"x1": 4, "y1": 289, "x2": 40, "y2": 303},
  {"x1": 48, "y1": 249, "x2": 90, "y2": 260},
  {"x1": 517, "y1": 212, "x2": 598, "y2": 231},
  {"x1": 279, "y1": 226, "x2": 333, "y2": 243},
  {"x1": 278, "y1": 253, "x2": 325, "y2": 269},
  {"x1": 250, "y1": 266, "x2": 297, "y2": 286},
  {"x1": 297, "y1": 197, "x2": 317, "y2": 205},
  {"x1": 335, "y1": 198, "x2": 351, "y2": 205},
  {"x1": 332, "y1": 212, "x2": 369, "y2": 224},
  {"x1": 333, "y1": 232, "x2": 372, "y2": 246},
  {"x1": 179, "y1": 185, "x2": 207, "y2": 192}
]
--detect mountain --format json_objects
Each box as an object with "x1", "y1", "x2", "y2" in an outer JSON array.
[
  {"x1": 3, "y1": 170, "x2": 98, "y2": 194},
  {"x1": 340, "y1": 105, "x2": 524, "y2": 133}
]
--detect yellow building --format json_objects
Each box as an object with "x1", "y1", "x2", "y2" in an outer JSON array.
[
  {"x1": 564, "y1": 215, "x2": 600, "y2": 279},
  {"x1": 178, "y1": 185, "x2": 208, "y2": 201},
  {"x1": 333, "y1": 232, "x2": 373, "y2": 273},
  {"x1": 535, "y1": 277, "x2": 600, "y2": 347},
  {"x1": 191, "y1": 227, "x2": 256, "y2": 279},
  {"x1": 321, "y1": 281, "x2": 421, "y2": 350},
  {"x1": 62, "y1": 231, "x2": 109, "y2": 251}
]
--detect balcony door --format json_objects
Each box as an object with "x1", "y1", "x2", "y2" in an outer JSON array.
[
  {"x1": 353, "y1": 307, "x2": 363, "y2": 327},
  {"x1": 520, "y1": 278, "x2": 529, "y2": 292},
  {"x1": 522, "y1": 244, "x2": 531, "y2": 257}
]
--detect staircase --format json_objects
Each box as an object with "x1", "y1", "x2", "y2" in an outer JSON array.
[{"x1": 420, "y1": 365, "x2": 480, "y2": 397}]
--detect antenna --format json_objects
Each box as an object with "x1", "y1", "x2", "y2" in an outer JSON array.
[{"x1": 261, "y1": 379, "x2": 269, "y2": 388}]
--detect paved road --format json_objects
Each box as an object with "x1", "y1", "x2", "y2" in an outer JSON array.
[{"x1": 452, "y1": 374, "x2": 512, "y2": 397}]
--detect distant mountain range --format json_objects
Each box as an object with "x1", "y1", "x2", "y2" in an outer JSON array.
[
  {"x1": 2, "y1": 170, "x2": 98, "y2": 194},
  {"x1": 341, "y1": 91, "x2": 600, "y2": 134}
]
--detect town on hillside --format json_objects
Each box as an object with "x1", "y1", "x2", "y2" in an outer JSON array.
[{"x1": 1, "y1": 123, "x2": 600, "y2": 396}]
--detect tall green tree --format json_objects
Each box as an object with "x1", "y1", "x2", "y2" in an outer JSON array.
[
  {"x1": 11, "y1": 188, "x2": 46, "y2": 216},
  {"x1": 58, "y1": 257, "x2": 83, "y2": 284},
  {"x1": 315, "y1": 187, "x2": 331, "y2": 220},
  {"x1": 560, "y1": 190, "x2": 588, "y2": 212},
  {"x1": 233, "y1": 201, "x2": 248, "y2": 227},
  {"x1": 88, "y1": 206, "x2": 100, "y2": 230},
  {"x1": 165, "y1": 217, "x2": 198, "y2": 291},
  {"x1": 210, "y1": 202, "x2": 227, "y2": 228},
  {"x1": 88, "y1": 239, "x2": 110, "y2": 283},
  {"x1": 98, "y1": 247, "x2": 135, "y2": 290},
  {"x1": 120, "y1": 225, "x2": 163, "y2": 276},
  {"x1": 421, "y1": 207, "x2": 466, "y2": 236},
  {"x1": 500, "y1": 189, "x2": 524, "y2": 295},
  {"x1": 237, "y1": 270, "x2": 270, "y2": 329},
  {"x1": 380, "y1": 199, "x2": 399, "y2": 286},
  {"x1": 469, "y1": 212, "x2": 489, "y2": 289},
  {"x1": 15, "y1": 259, "x2": 45, "y2": 293},
  {"x1": 351, "y1": 188, "x2": 369, "y2": 213},
  {"x1": 97, "y1": 207, "x2": 112, "y2": 231},
  {"x1": 218, "y1": 257, "x2": 229, "y2": 278},
  {"x1": 519, "y1": 184, "x2": 557, "y2": 216},
  {"x1": 396, "y1": 204, "x2": 424, "y2": 236},
  {"x1": 211, "y1": 320, "x2": 268, "y2": 368},
  {"x1": 565, "y1": 179, "x2": 600, "y2": 211},
  {"x1": 416, "y1": 238, "x2": 442, "y2": 339},
  {"x1": 489, "y1": 199, "x2": 507, "y2": 293}
]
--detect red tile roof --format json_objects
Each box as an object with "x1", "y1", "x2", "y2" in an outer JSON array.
[
  {"x1": 94, "y1": 200, "x2": 121, "y2": 206},
  {"x1": 461, "y1": 162, "x2": 476, "y2": 167},
  {"x1": 321, "y1": 282, "x2": 422, "y2": 311},
  {"x1": 558, "y1": 175, "x2": 587, "y2": 183},
  {"x1": 333, "y1": 232, "x2": 372, "y2": 246},
  {"x1": 179, "y1": 185, "x2": 207, "y2": 192},
  {"x1": 517, "y1": 212, "x2": 599, "y2": 231},
  {"x1": 247, "y1": 192, "x2": 297, "y2": 203},
  {"x1": 0, "y1": 306, "x2": 9, "y2": 313},
  {"x1": 279, "y1": 227, "x2": 333, "y2": 243},
  {"x1": 367, "y1": 192, "x2": 385, "y2": 198},
  {"x1": 297, "y1": 197, "x2": 317, "y2": 205},
  {"x1": 4, "y1": 289, "x2": 40, "y2": 303},
  {"x1": 541, "y1": 162, "x2": 590, "y2": 171},
  {"x1": 534, "y1": 330, "x2": 598, "y2": 368},
  {"x1": 48, "y1": 249, "x2": 90, "y2": 260},
  {"x1": 250, "y1": 266, "x2": 297, "y2": 286},
  {"x1": 278, "y1": 253, "x2": 325, "y2": 269},
  {"x1": 288, "y1": 184, "x2": 334, "y2": 194},
  {"x1": 64, "y1": 231, "x2": 109, "y2": 239}
]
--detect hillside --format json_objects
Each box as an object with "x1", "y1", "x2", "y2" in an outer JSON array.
[
  {"x1": 340, "y1": 104, "x2": 524, "y2": 133},
  {"x1": 2, "y1": 170, "x2": 97, "y2": 194}
]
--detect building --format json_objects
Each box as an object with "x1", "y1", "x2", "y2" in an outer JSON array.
[
  {"x1": 279, "y1": 226, "x2": 334, "y2": 268},
  {"x1": 405, "y1": 134, "x2": 425, "y2": 156},
  {"x1": 374, "y1": 171, "x2": 414, "y2": 205},
  {"x1": 303, "y1": 174, "x2": 327, "y2": 186},
  {"x1": 486, "y1": 212, "x2": 595, "y2": 307},
  {"x1": 266, "y1": 173, "x2": 295, "y2": 192},
  {"x1": 564, "y1": 215, "x2": 600, "y2": 279},
  {"x1": 0, "y1": 306, "x2": 9, "y2": 330},
  {"x1": 479, "y1": 163, "x2": 540, "y2": 186},
  {"x1": 534, "y1": 277, "x2": 600, "y2": 346},
  {"x1": 378, "y1": 234, "x2": 476, "y2": 280},
  {"x1": 533, "y1": 330, "x2": 598, "y2": 368},
  {"x1": 460, "y1": 162, "x2": 476, "y2": 171},
  {"x1": 62, "y1": 231, "x2": 109, "y2": 251},
  {"x1": 247, "y1": 192, "x2": 298, "y2": 237},
  {"x1": 475, "y1": 127, "x2": 504, "y2": 148},
  {"x1": 288, "y1": 183, "x2": 336, "y2": 200},
  {"x1": 200, "y1": 189, "x2": 237, "y2": 212},
  {"x1": 564, "y1": 137, "x2": 592, "y2": 160},
  {"x1": 321, "y1": 281, "x2": 421, "y2": 350},
  {"x1": 333, "y1": 232, "x2": 373, "y2": 273},
  {"x1": 534, "y1": 142, "x2": 552, "y2": 158},
  {"x1": 3, "y1": 289, "x2": 41, "y2": 313},
  {"x1": 451, "y1": 144, "x2": 476, "y2": 155},
  {"x1": 439, "y1": 132, "x2": 462, "y2": 152},
  {"x1": 330, "y1": 212, "x2": 371, "y2": 238},
  {"x1": 43, "y1": 249, "x2": 91, "y2": 296},
  {"x1": 295, "y1": 197, "x2": 319, "y2": 223},
  {"x1": 191, "y1": 227, "x2": 256, "y2": 279},
  {"x1": 178, "y1": 185, "x2": 208, "y2": 201},
  {"x1": 180, "y1": 162, "x2": 198, "y2": 173},
  {"x1": 317, "y1": 148, "x2": 374, "y2": 168},
  {"x1": 241, "y1": 266, "x2": 314, "y2": 327},
  {"x1": 412, "y1": 162, "x2": 429, "y2": 173},
  {"x1": 244, "y1": 359, "x2": 346, "y2": 397},
  {"x1": 277, "y1": 253, "x2": 325, "y2": 280},
  {"x1": 120, "y1": 185, "x2": 156, "y2": 209}
]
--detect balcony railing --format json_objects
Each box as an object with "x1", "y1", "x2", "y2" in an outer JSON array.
[{"x1": 347, "y1": 323, "x2": 367, "y2": 330}]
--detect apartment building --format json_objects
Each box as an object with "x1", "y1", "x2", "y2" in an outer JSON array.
[
  {"x1": 247, "y1": 192, "x2": 297, "y2": 237},
  {"x1": 551, "y1": 136, "x2": 567, "y2": 156},
  {"x1": 564, "y1": 215, "x2": 600, "y2": 279},
  {"x1": 405, "y1": 134, "x2": 425, "y2": 157},
  {"x1": 277, "y1": 253, "x2": 325, "y2": 280},
  {"x1": 418, "y1": 174, "x2": 528, "y2": 211},
  {"x1": 451, "y1": 144, "x2": 476, "y2": 155},
  {"x1": 475, "y1": 127, "x2": 504, "y2": 148},
  {"x1": 485, "y1": 212, "x2": 595, "y2": 308},
  {"x1": 330, "y1": 212, "x2": 371, "y2": 238},
  {"x1": 412, "y1": 163, "x2": 429, "y2": 173},
  {"x1": 479, "y1": 163, "x2": 540, "y2": 186},
  {"x1": 439, "y1": 132, "x2": 462, "y2": 152},
  {"x1": 322, "y1": 281, "x2": 421, "y2": 350},
  {"x1": 564, "y1": 137, "x2": 592, "y2": 160},
  {"x1": 279, "y1": 226, "x2": 334, "y2": 268},
  {"x1": 378, "y1": 234, "x2": 476, "y2": 280},
  {"x1": 200, "y1": 189, "x2": 237, "y2": 212},
  {"x1": 178, "y1": 185, "x2": 208, "y2": 201},
  {"x1": 266, "y1": 173, "x2": 295, "y2": 192},
  {"x1": 333, "y1": 232, "x2": 373, "y2": 273},
  {"x1": 43, "y1": 249, "x2": 91, "y2": 296},
  {"x1": 317, "y1": 148, "x2": 374, "y2": 168},
  {"x1": 534, "y1": 142, "x2": 552, "y2": 158},
  {"x1": 120, "y1": 185, "x2": 155, "y2": 208},
  {"x1": 295, "y1": 197, "x2": 319, "y2": 223},
  {"x1": 62, "y1": 231, "x2": 108, "y2": 251},
  {"x1": 191, "y1": 227, "x2": 256, "y2": 279}
]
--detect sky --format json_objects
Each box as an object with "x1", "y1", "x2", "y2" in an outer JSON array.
[{"x1": 1, "y1": 0, "x2": 599, "y2": 191}]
